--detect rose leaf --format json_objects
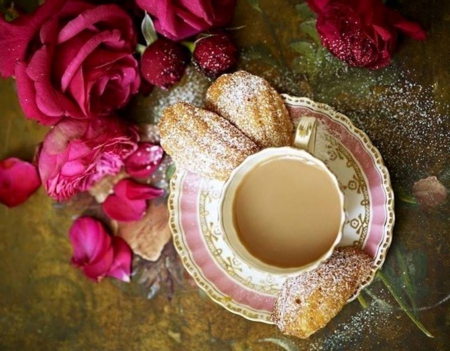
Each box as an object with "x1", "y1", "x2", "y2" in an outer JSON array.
[
  {"x1": 300, "y1": 19, "x2": 320, "y2": 44},
  {"x1": 295, "y1": 3, "x2": 315, "y2": 20},
  {"x1": 141, "y1": 12, "x2": 158, "y2": 47}
]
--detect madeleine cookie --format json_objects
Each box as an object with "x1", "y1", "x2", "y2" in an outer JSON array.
[
  {"x1": 159, "y1": 102, "x2": 260, "y2": 181},
  {"x1": 205, "y1": 71, "x2": 293, "y2": 148},
  {"x1": 271, "y1": 246, "x2": 373, "y2": 339}
]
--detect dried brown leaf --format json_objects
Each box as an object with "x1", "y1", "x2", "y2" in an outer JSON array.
[{"x1": 116, "y1": 199, "x2": 171, "y2": 261}]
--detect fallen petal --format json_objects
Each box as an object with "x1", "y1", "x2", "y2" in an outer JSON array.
[
  {"x1": 125, "y1": 182, "x2": 164, "y2": 200},
  {"x1": 413, "y1": 176, "x2": 448, "y2": 208},
  {"x1": 0, "y1": 157, "x2": 41, "y2": 207},
  {"x1": 102, "y1": 193, "x2": 147, "y2": 222},
  {"x1": 114, "y1": 178, "x2": 164, "y2": 200},
  {"x1": 69, "y1": 217, "x2": 112, "y2": 266},
  {"x1": 81, "y1": 248, "x2": 114, "y2": 282},
  {"x1": 103, "y1": 179, "x2": 164, "y2": 221},
  {"x1": 108, "y1": 236, "x2": 132, "y2": 282}
]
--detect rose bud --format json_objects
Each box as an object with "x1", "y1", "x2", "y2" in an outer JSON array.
[
  {"x1": 193, "y1": 32, "x2": 238, "y2": 79},
  {"x1": 140, "y1": 38, "x2": 190, "y2": 90},
  {"x1": 124, "y1": 142, "x2": 164, "y2": 178}
]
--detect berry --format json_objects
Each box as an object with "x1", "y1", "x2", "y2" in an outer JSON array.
[
  {"x1": 193, "y1": 32, "x2": 237, "y2": 79},
  {"x1": 140, "y1": 38, "x2": 190, "y2": 89}
]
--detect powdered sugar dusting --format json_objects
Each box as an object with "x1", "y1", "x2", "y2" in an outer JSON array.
[
  {"x1": 272, "y1": 246, "x2": 373, "y2": 339},
  {"x1": 308, "y1": 301, "x2": 393, "y2": 350},
  {"x1": 159, "y1": 102, "x2": 260, "y2": 181},
  {"x1": 148, "y1": 66, "x2": 211, "y2": 123},
  {"x1": 205, "y1": 71, "x2": 293, "y2": 148},
  {"x1": 341, "y1": 71, "x2": 449, "y2": 183}
]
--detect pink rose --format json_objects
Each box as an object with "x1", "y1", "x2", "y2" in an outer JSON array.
[
  {"x1": 37, "y1": 116, "x2": 138, "y2": 201},
  {"x1": 307, "y1": 0, "x2": 426, "y2": 69},
  {"x1": 0, "y1": 0, "x2": 140, "y2": 125},
  {"x1": 0, "y1": 157, "x2": 41, "y2": 207},
  {"x1": 69, "y1": 216, "x2": 132, "y2": 282},
  {"x1": 135, "y1": 0, "x2": 237, "y2": 41}
]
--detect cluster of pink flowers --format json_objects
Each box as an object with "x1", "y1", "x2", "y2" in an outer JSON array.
[{"x1": 0, "y1": 0, "x2": 238, "y2": 283}]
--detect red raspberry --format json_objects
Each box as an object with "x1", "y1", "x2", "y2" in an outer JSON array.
[
  {"x1": 193, "y1": 32, "x2": 237, "y2": 79},
  {"x1": 140, "y1": 38, "x2": 190, "y2": 90}
]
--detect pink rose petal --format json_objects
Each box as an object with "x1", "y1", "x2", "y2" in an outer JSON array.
[
  {"x1": 57, "y1": 5, "x2": 135, "y2": 45},
  {"x1": 82, "y1": 248, "x2": 114, "y2": 282},
  {"x1": 102, "y1": 179, "x2": 164, "y2": 221},
  {"x1": 15, "y1": 61, "x2": 60, "y2": 125},
  {"x1": 107, "y1": 236, "x2": 132, "y2": 282},
  {"x1": 69, "y1": 217, "x2": 112, "y2": 265},
  {"x1": 103, "y1": 193, "x2": 147, "y2": 222},
  {"x1": 114, "y1": 178, "x2": 164, "y2": 200},
  {"x1": 69, "y1": 217, "x2": 115, "y2": 282},
  {"x1": 0, "y1": 0, "x2": 65, "y2": 78},
  {"x1": 0, "y1": 157, "x2": 41, "y2": 207}
]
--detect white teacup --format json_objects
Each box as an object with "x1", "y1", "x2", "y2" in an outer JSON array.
[{"x1": 219, "y1": 117, "x2": 345, "y2": 276}]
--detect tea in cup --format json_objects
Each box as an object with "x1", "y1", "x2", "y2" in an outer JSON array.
[{"x1": 219, "y1": 117, "x2": 345, "y2": 276}]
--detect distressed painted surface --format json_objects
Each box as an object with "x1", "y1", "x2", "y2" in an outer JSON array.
[{"x1": 1, "y1": 0, "x2": 450, "y2": 350}]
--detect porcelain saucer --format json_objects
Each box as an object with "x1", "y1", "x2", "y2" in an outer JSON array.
[{"x1": 169, "y1": 96, "x2": 394, "y2": 324}]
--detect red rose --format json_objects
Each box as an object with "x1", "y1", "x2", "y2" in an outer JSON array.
[
  {"x1": 0, "y1": 0, "x2": 140, "y2": 125},
  {"x1": 307, "y1": 0, "x2": 426, "y2": 69},
  {"x1": 37, "y1": 116, "x2": 138, "y2": 201},
  {"x1": 135, "y1": 0, "x2": 237, "y2": 41}
]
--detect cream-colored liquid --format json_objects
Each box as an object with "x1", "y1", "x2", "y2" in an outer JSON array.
[{"x1": 233, "y1": 157, "x2": 342, "y2": 268}]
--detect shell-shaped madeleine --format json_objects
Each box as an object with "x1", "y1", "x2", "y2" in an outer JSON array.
[
  {"x1": 271, "y1": 246, "x2": 373, "y2": 339},
  {"x1": 205, "y1": 71, "x2": 293, "y2": 148},
  {"x1": 159, "y1": 102, "x2": 260, "y2": 181}
]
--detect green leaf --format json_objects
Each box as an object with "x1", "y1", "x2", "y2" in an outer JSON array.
[
  {"x1": 290, "y1": 41, "x2": 320, "y2": 79},
  {"x1": 397, "y1": 187, "x2": 418, "y2": 205},
  {"x1": 295, "y1": 2, "x2": 315, "y2": 19},
  {"x1": 0, "y1": 4, "x2": 18, "y2": 21},
  {"x1": 136, "y1": 43, "x2": 146, "y2": 55},
  {"x1": 242, "y1": 44, "x2": 280, "y2": 68},
  {"x1": 141, "y1": 12, "x2": 158, "y2": 47},
  {"x1": 246, "y1": 0, "x2": 262, "y2": 13},
  {"x1": 300, "y1": 19, "x2": 320, "y2": 44},
  {"x1": 290, "y1": 41, "x2": 315, "y2": 58},
  {"x1": 166, "y1": 164, "x2": 176, "y2": 181},
  {"x1": 378, "y1": 270, "x2": 434, "y2": 338}
]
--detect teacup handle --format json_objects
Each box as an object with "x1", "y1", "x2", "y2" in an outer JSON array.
[{"x1": 293, "y1": 116, "x2": 317, "y2": 155}]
